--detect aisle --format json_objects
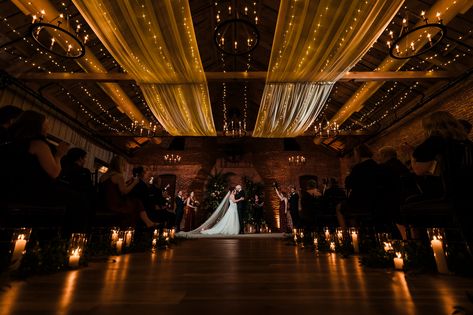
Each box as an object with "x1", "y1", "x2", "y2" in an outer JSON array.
[{"x1": 1, "y1": 238, "x2": 472, "y2": 314}]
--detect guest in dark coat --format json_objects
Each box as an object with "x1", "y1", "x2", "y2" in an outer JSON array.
[
  {"x1": 288, "y1": 185, "x2": 300, "y2": 228},
  {"x1": 339, "y1": 144, "x2": 381, "y2": 227},
  {"x1": 175, "y1": 190, "x2": 185, "y2": 232}
]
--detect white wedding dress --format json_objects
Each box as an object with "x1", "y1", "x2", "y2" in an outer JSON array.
[{"x1": 177, "y1": 192, "x2": 240, "y2": 237}]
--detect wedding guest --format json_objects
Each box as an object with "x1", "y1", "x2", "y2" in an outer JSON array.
[
  {"x1": 401, "y1": 112, "x2": 473, "y2": 244},
  {"x1": 130, "y1": 166, "x2": 154, "y2": 222},
  {"x1": 0, "y1": 105, "x2": 23, "y2": 144},
  {"x1": 300, "y1": 179, "x2": 322, "y2": 231},
  {"x1": 338, "y1": 144, "x2": 381, "y2": 227},
  {"x1": 7, "y1": 110, "x2": 69, "y2": 200},
  {"x1": 184, "y1": 191, "x2": 198, "y2": 231},
  {"x1": 60, "y1": 147, "x2": 93, "y2": 193},
  {"x1": 253, "y1": 194, "x2": 264, "y2": 233},
  {"x1": 149, "y1": 179, "x2": 170, "y2": 225},
  {"x1": 99, "y1": 156, "x2": 156, "y2": 228},
  {"x1": 275, "y1": 186, "x2": 290, "y2": 232},
  {"x1": 175, "y1": 190, "x2": 185, "y2": 232},
  {"x1": 5, "y1": 110, "x2": 94, "y2": 230},
  {"x1": 288, "y1": 185, "x2": 300, "y2": 228},
  {"x1": 322, "y1": 178, "x2": 346, "y2": 215}
]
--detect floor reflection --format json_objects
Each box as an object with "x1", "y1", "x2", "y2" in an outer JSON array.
[
  {"x1": 56, "y1": 270, "x2": 78, "y2": 315},
  {"x1": 0, "y1": 282, "x2": 21, "y2": 315}
]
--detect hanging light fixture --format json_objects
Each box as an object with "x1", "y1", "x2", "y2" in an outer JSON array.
[
  {"x1": 164, "y1": 154, "x2": 181, "y2": 164},
  {"x1": 387, "y1": 10, "x2": 446, "y2": 60},
  {"x1": 288, "y1": 155, "x2": 306, "y2": 166},
  {"x1": 314, "y1": 116, "x2": 339, "y2": 138},
  {"x1": 29, "y1": 5, "x2": 87, "y2": 59},
  {"x1": 214, "y1": 0, "x2": 260, "y2": 56}
]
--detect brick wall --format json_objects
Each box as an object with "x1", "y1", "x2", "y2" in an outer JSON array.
[
  {"x1": 129, "y1": 137, "x2": 341, "y2": 230},
  {"x1": 369, "y1": 78, "x2": 473, "y2": 162}
]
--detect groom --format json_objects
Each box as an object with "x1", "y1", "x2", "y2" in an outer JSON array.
[{"x1": 235, "y1": 184, "x2": 246, "y2": 234}]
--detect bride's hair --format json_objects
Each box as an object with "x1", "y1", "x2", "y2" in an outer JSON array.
[{"x1": 229, "y1": 186, "x2": 235, "y2": 192}]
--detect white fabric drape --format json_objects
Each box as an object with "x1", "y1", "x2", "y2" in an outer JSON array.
[
  {"x1": 253, "y1": 83, "x2": 333, "y2": 138},
  {"x1": 253, "y1": 0, "x2": 404, "y2": 137},
  {"x1": 73, "y1": 0, "x2": 216, "y2": 136}
]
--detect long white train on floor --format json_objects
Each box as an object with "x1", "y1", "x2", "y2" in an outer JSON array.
[{"x1": 177, "y1": 191, "x2": 282, "y2": 239}]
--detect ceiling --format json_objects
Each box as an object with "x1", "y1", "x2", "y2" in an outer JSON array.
[{"x1": 0, "y1": 0, "x2": 472, "y2": 155}]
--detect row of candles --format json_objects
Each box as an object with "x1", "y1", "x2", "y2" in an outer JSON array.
[
  {"x1": 8, "y1": 227, "x2": 177, "y2": 271},
  {"x1": 292, "y1": 227, "x2": 449, "y2": 273}
]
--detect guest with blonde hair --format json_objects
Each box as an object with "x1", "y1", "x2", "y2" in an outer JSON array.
[{"x1": 99, "y1": 156, "x2": 156, "y2": 227}]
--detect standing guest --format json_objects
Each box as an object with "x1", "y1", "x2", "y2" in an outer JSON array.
[
  {"x1": 0, "y1": 105, "x2": 23, "y2": 144},
  {"x1": 149, "y1": 179, "x2": 170, "y2": 225},
  {"x1": 274, "y1": 185, "x2": 290, "y2": 233},
  {"x1": 175, "y1": 190, "x2": 185, "y2": 232},
  {"x1": 322, "y1": 178, "x2": 346, "y2": 215},
  {"x1": 252, "y1": 194, "x2": 264, "y2": 233},
  {"x1": 184, "y1": 191, "x2": 198, "y2": 231},
  {"x1": 288, "y1": 185, "x2": 300, "y2": 228},
  {"x1": 129, "y1": 166, "x2": 154, "y2": 224},
  {"x1": 338, "y1": 144, "x2": 381, "y2": 228},
  {"x1": 300, "y1": 179, "x2": 322, "y2": 231},
  {"x1": 99, "y1": 156, "x2": 156, "y2": 228}
]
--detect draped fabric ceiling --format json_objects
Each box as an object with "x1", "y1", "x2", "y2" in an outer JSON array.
[
  {"x1": 73, "y1": 0, "x2": 216, "y2": 136},
  {"x1": 74, "y1": 0, "x2": 403, "y2": 138},
  {"x1": 252, "y1": 0, "x2": 404, "y2": 137}
]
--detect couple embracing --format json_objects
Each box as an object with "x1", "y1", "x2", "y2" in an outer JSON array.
[{"x1": 178, "y1": 185, "x2": 245, "y2": 237}]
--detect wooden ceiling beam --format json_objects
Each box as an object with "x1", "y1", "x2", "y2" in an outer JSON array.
[{"x1": 15, "y1": 71, "x2": 457, "y2": 83}]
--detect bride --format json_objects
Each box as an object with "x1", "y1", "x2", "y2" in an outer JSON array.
[{"x1": 178, "y1": 188, "x2": 241, "y2": 237}]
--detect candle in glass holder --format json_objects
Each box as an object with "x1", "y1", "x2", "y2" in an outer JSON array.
[
  {"x1": 351, "y1": 230, "x2": 359, "y2": 254},
  {"x1": 324, "y1": 228, "x2": 330, "y2": 241},
  {"x1": 69, "y1": 248, "x2": 80, "y2": 268},
  {"x1": 431, "y1": 236, "x2": 449, "y2": 274},
  {"x1": 393, "y1": 252, "x2": 404, "y2": 270},
  {"x1": 11, "y1": 234, "x2": 27, "y2": 269},
  {"x1": 116, "y1": 238, "x2": 123, "y2": 254},
  {"x1": 125, "y1": 231, "x2": 133, "y2": 247},
  {"x1": 330, "y1": 242, "x2": 336, "y2": 252}
]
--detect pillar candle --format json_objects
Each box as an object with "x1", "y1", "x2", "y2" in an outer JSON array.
[
  {"x1": 393, "y1": 253, "x2": 404, "y2": 270},
  {"x1": 116, "y1": 239, "x2": 123, "y2": 254},
  {"x1": 431, "y1": 237, "x2": 449, "y2": 274},
  {"x1": 11, "y1": 236, "x2": 27, "y2": 269},
  {"x1": 69, "y1": 253, "x2": 80, "y2": 268},
  {"x1": 351, "y1": 232, "x2": 359, "y2": 254}
]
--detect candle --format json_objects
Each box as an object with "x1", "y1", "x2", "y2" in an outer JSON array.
[
  {"x1": 431, "y1": 236, "x2": 449, "y2": 274},
  {"x1": 67, "y1": 44, "x2": 72, "y2": 53},
  {"x1": 351, "y1": 231, "x2": 359, "y2": 254},
  {"x1": 125, "y1": 231, "x2": 132, "y2": 247},
  {"x1": 410, "y1": 42, "x2": 415, "y2": 51},
  {"x1": 330, "y1": 242, "x2": 336, "y2": 252},
  {"x1": 11, "y1": 235, "x2": 27, "y2": 269},
  {"x1": 220, "y1": 37, "x2": 224, "y2": 46},
  {"x1": 383, "y1": 241, "x2": 393, "y2": 252},
  {"x1": 389, "y1": 30, "x2": 393, "y2": 39},
  {"x1": 116, "y1": 238, "x2": 123, "y2": 254},
  {"x1": 436, "y1": 12, "x2": 441, "y2": 22},
  {"x1": 32, "y1": 15, "x2": 37, "y2": 23},
  {"x1": 244, "y1": 6, "x2": 248, "y2": 14},
  {"x1": 228, "y1": 6, "x2": 231, "y2": 14},
  {"x1": 324, "y1": 228, "x2": 330, "y2": 241},
  {"x1": 234, "y1": 41, "x2": 238, "y2": 50},
  {"x1": 255, "y1": 16, "x2": 258, "y2": 24},
  {"x1": 393, "y1": 252, "x2": 404, "y2": 270},
  {"x1": 395, "y1": 45, "x2": 400, "y2": 54},
  {"x1": 50, "y1": 37, "x2": 55, "y2": 49},
  {"x1": 427, "y1": 33, "x2": 432, "y2": 44},
  {"x1": 69, "y1": 248, "x2": 80, "y2": 268},
  {"x1": 387, "y1": 41, "x2": 391, "y2": 49},
  {"x1": 111, "y1": 229, "x2": 119, "y2": 245}
]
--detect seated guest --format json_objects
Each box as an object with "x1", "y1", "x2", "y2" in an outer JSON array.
[
  {"x1": 0, "y1": 105, "x2": 23, "y2": 144},
  {"x1": 60, "y1": 148, "x2": 93, "y2": 193},
  {"x1": 99, "y1": 156, "x2": 156, "y2": 228},
  {"x1": 4, "y1": 110, "x2": 92, "y2": 230},
  {"x1": 338, "y1": 144, "x2": 381, "y2": 227},
  {"x1": 376, "y1": 146, "x2": 411, "y2": 237},
  {"x1": 7, "y1": 110, "x2": 69, "y2": 201}
]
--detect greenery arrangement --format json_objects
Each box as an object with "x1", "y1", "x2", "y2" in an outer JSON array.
[
  {"x1": 201, "y1": 171, "x2": 231, "y2": 218},
  {"x1": 241, "y1": 176, "x2": 264, "y2": 225}
]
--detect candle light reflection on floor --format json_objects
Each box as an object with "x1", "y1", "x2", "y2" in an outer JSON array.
[{"x1": 56, "y1": 270, "x2": 78, "y2": 315}]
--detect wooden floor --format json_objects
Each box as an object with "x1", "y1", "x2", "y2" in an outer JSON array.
[{"x1": 1, "y1": 238, "x2": 473, "y2": 315}]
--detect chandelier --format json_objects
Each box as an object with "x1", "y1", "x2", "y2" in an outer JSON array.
[
  {"x1": 223, "y1": 119, "x2": 247, "y2": 137},
  {"x1": 288, "y1": 155, "x2": 306, "y2": 166},
  {"x1": 387, "y1": 10, "x2": 446, "y2": 60},
  {"x1": 214, "y1": 1, "x2": 260, "y2": 55},
  {"x1": 29, "y1": 6, "x2": 88, "y2": 59},
  {"x1": 130, "y1": 120, "x2": 159, "y2": 137},
  {"x1": 164, "y1": 154, "x2": 181, "y2": 164},
  {"x1": 314, "y1": 118, "x2": 340, "y2": 138}
]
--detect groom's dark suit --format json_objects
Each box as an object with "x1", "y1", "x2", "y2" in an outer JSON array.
[{"x1": 235, "y1": 189, "x2": 245, "y2": 234}]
